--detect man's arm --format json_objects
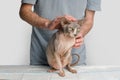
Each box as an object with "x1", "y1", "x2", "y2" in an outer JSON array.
[
  {"x1": 19, "y1": 3, "x2": 51, "y2": 28},
  {"x1": 80, "y1": 9, "x2": 95, "y2": 37},
  {"x1": 19, "y1": 3, "x2": 73, "y2": 30},
  {"x1": 74, "y1": 9, "x2": 95, "y2": 48}
]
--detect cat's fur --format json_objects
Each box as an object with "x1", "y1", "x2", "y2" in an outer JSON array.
[{"x1": 46, "y1": 17, "x2": 83, "y2": 77}]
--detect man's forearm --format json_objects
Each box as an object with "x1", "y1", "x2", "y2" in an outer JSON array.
[
  {"x1": 80, "y1": 10, "x2": 95, "y2": 37},
  {"x1": 19, "y1": 4, "x2": 50, "y2": 28}
]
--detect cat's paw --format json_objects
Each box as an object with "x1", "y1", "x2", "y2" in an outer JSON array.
[
  {"x1": 70, "y1": 69, "x2": 77, "y2": 73},
  {"x1": 58, "y1": 72, "x2": 65, "y2": 77},
  {"x1": 47, "y1": 68, "x2": 57, "y2": 72}
]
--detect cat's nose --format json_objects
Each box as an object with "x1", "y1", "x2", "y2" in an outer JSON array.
[{"x1": 74, "y1": 34, "x2": 77, "y2": 36}]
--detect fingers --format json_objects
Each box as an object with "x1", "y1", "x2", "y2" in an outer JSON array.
[
  {"x1": 73, "y1": 36, "x2": 84, "y2": 48},
  {"x1": 73, "y1": 43, "x2": 83, "y2": 48},
  {"x1": 48, "y1": 15, "x2": 76, "y2": 30},
  {"x1": 73, "y1": 42, "x2": 83, "y2": 48},
  {"x1": 64, "y1": 15, "x2": 77, "y2": 21},
  {"x1": 76, "y1": 38, "x2": 84, "y2": 43},
  {"x1": 48, "y1": 18, "x2": 61, "y2": 30}
]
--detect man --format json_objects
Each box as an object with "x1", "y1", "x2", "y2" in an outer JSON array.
[{"x1": 19, "y1": 0, "x2": 101, "y2": 65}]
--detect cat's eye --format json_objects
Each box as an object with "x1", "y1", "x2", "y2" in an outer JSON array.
[
  {"x1": 77, "y1": 28, "x2": 80, "y2": 32},
  {"x1": 68, "y1": 27, "x2": 73, "y2": 31}
]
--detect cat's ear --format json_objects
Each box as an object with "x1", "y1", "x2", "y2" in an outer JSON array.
[
  {"x1": 77, "y1": 19, "x2": 84, "y2": 26},
  {"x1": 60, "y1": 17, "x2": 71, "y2": 26}
]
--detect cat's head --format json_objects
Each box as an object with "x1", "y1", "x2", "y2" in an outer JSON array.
[{"x1": 60, "y1": 18, "x2": 83, "y2": 38}]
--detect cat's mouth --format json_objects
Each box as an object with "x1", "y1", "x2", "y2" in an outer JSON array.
[
  {"x1": 74, "y1": 34, "x2": 77, "y2": 36},
  {"x1": 69, "y1": 34, "x2": 77, "y2": 38}
]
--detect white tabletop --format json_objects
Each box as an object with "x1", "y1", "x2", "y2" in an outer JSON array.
[{"x1": 0, "y1": 65, "x2": 120, "y2": 80}]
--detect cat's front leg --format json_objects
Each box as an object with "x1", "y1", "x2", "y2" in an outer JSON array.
[
  {"x1": 54, "y1": 54, "x2": 65, "y2": 77},
  {"x1": 58, "y1": 68, "x2": 65, "y2": 77}
]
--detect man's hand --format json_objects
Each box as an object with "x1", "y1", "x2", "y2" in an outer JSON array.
[
  {"x1": 73, "y1": 9, "x2": 95, "y2": 48},
  {"x1": 46, "y1": 17, "x2": 62, "y2": 30},
  {"x1": 47, "y1": 15, "x2": 76, "y2": 30},
  {"x1": 73, "y1": 33, "x2": 84, "y2": 48}
]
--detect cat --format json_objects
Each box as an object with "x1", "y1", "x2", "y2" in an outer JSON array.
[{"x1": 46, "y1": 17, "x2": 83, "y2": 77}]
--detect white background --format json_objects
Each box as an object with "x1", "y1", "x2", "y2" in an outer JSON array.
[{"x1": 0, "y1": 0, "x2": 120, "y2": 65}]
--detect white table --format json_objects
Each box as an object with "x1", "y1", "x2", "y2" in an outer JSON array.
[{"x1": 0, "y1": 65, "x2": 120, "y2": 80}]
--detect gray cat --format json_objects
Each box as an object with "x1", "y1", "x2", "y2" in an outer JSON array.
[{"x1": 46, "y1": 17, "x2": 83, "y2": 77}]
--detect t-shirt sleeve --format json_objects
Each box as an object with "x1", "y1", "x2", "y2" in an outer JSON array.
[
  {"x1": 21, "y1": 0, "x2": 37, "y2": 5},
  {"x1": 86, "y1": 0, "x2": 101, "y2": 11}
]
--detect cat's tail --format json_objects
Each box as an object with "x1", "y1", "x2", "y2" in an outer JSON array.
[{"x1": 70, "y1": 54, "x2": 80, "y2": 66}]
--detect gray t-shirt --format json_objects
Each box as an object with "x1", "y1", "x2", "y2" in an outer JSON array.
[{"x1": 21, "y1": 0, "x2": 101, "y2": 65}]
